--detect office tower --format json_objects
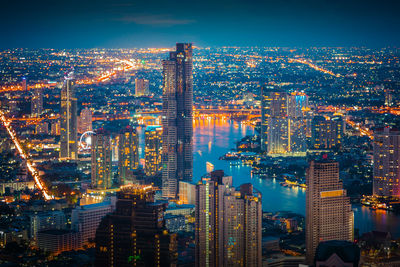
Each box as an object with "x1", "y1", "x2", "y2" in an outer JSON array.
[
  {"x1": 60, "y1": 72, "x2": 78, "y2": 160},
  {"x1": 306, "y1": 159, "x2": 353, "y2": 264},
  {"x1": 135, "y1": 78, "x2": 150, "y2": 96},
  {"x1": 373, "y1": 127, "x2": 400, "y2": 197},
  {"x1": 71, "y1": 200, "x2": 113, "y2": 244},
  {"x1": 162, "y1": 43, "x2": 193, "y2": 198},
  {"x1": 95, "y1": 185, "x2": 178, "y2": 267},
  {"x1": 314, "y1": 240, "x2": 360, "y2": 267},
  {"x1": 311, "y1": 115, "x2": 344, "y2": 150},
  {"x1": 118, "y1": 126, "x2": 139, "y2": 185},
  {"x1": 145, "y1": 125, "x2": 162, "y2": 177},
  {"x1": 287, "y1": 92, "x2": 309, "y2": 153},
  {"x1": 22, "y1": 77, "x2": 27, "y2": 91},
  {"x1": 195, "y1": 170, "x2": 262, "y2": 267},
  {"x1": 78, "y1": 107, "x2": 92, "y2": 134},
  {"x1": 91, "y1": 129, "x2": 112, "y2": 190},
  {"x1": 31, "y1": 88, "x2": 43, "y2": 117}
]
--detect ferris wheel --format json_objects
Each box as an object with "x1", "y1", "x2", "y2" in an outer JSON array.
[{"x1": 79, "y1": 131, "x2": 95, "y2": 150}]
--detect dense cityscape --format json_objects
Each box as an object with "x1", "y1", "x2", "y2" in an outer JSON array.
[
  {"x1": 0, "y1": 44, "x2": 399, "y2": 266},
  {"x1": 1, "y1": 0, "x2": 400, "y2": 265}
]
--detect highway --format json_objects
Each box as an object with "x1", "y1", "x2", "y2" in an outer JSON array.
[{"x1": 0, "y1": 110, "x2": 52, "y2": 200}]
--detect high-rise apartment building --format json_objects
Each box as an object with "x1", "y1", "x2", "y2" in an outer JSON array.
[
  {"x1": 60, "y1": 72, "x2": 78, "y2": 160},
  {"x1": 145, "y1": 125, "x2": 162, "y2": 177},
  {"x1": 373, "y1": 127, "x2": 400, "y2": 197},
  {"x1": 95, "y1": 185, "x2": 177, "y2": 267},
  {"x1": 78, "y1": 107, "x2": 92, "y2": 134},
  {"x1": 262, "y1": 87, "x2": 289, "y2": 154},
  {"x1": 306, "y1": 159, "x2": 353, "y2": 264},
  {"x1": 311, "y1": 115, "x2": 344, "y2": 150},
  {"x1": 118, "y1": 126, "x2": 139, "y2": 185},
  {"x1": 31, "y1": 88, "x2": 43, "y2": 117},
  {"x1": 71, "y1": 200, "x2": 113, "y2": 244},
  {"x1": 222, "y1": 183, "x2": 262, "y2": 267},
  {"x1": 135, "y1": 78, "x2": 150, "y2": 96},
  {"x1": 287, "y1": 92, "x2": 309, "y2": 153},
  {"x1": 195, "y1": 170, "x2": 262, "y2": 267},
  {"x1": 91, "y1": 129, "x2": 112, "y2": 190},
  {"x1": 162, "y1": 43, "x2": 193, "y2": 198}
]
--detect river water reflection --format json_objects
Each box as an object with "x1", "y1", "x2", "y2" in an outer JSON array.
[{"x1": 191, "y1": 117, "x2": 400, "y2": 237}]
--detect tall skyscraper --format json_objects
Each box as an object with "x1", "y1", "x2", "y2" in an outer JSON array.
[
  {"x1": 31, "y1": 88, "x2": 43, "y2": 117},
  {"x1": 135, "y1": 78, "x2": 150, "y2": 96},
  {"x1": 287, "y1": 92, "x2": 309, "y2": 153},
  {"x1": 91, "y1": 129, "x2": 112, "y2": 190},
  {"x1": 306, "y1": 159, "x2": 353, "y2": 264},
  {"x1": 373, "y1": 127, "x2": 400, "y2": 197},
  {"x1": 118, "y1": 126, "x2": 139, "y2": 185},
  {"x1": 95, "y1": 185, "x2": 178, "y2": 267},
  {"x1": 311, "y1": 115, "x2": 344, "y2": 150},
  {"x1": 162, "y1": 43, "x2": 193, "y2": 198},
  {"x1": 60, "y1": 72, "x2": 78, "y2": 160},
  {"x1": 264, "y1": 87, "x2": 289, "y2": 154},
  {"x1": 195, "y1": 170, "x2": 262, "y2": 267},
  {"x1": 145, "y1": 125, "x2": 163, "y2": 177},
  {"x1": 78, "y1": 107, "x2": 92, "y2": 134}
]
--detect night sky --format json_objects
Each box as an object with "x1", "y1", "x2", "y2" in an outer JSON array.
[{"x1": 1, "y1": 0, "x2": 399, "y2": 48}]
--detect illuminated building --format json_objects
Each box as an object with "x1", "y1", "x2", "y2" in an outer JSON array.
[
  {"x1": 71, "y1": 200, "x2": 113, "y2": 244},
  {"x1": 222, "y1": 183, "x2": 262, "y2": 267},
  {"x1": 373, "y1": 127, "x2": 400, "y2": 197},
  {"x1": 60, "y1": 72, "x2": 78, "y2": 160},
  {"x1": 95, "y1": 185, "x2": 177, "y2": 267},
  {"x1": 260, "y1": 85, "x2": 273, "y2": 152},
  {"x1": 118, "y1": 126, "x2": 139, "y2": 185},
  {"x1": 306, "y1": 159, "x2": 353, "y2": 264},
  {"x1": 135, "y1": 78, "x2": 150, "y2": 96},
  {"x1": 37, "y1": 229, "x2": 81, "y2": 255},
  {"x1": 78, "y1": 107, "x2": 92, "y2": 134},
  {"x1": 267, "y1": 88, "x2": 289, "y2": 154},
  {"x1": 145, "y1": 125, "x2": 162, "y2": 177},
  {"x1": 51, "y1": 120, "x2": 60, "y2": 136},
  {"x1": 178, "y1": 181, "x2": 196, "y2": 205},
  {"x1": 384, "y1": 88, "x2": 394, "y2": 107},
  {"x1": 311, "y1": 116, "x2": 343, "y2": 150},
  {"x1": 162, "y1": 43, "x2": 193, "y2": 198},
  {"x1": 22, "y1": 77, "x2": 27, "y2": 91},
  {"x1": 91, "y1": 129, "x2": 112, "y2": 190},
  {"x1": 31, "y1": 88, "x2": 43, "y2": 117},
  {"x1": 35, "y1": 121, "x2": 49, "y2": 135},
  {"x1": 287, "y1": 92, "x2": 309, "y2": 153},
  {"x1": 195, "y1": 170, "x2": 262, "y2": 267}
]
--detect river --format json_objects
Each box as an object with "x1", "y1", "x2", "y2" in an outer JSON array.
[
  {"x1": 138, "y1": 117, "x2": 400, "y2": 237},
  {"x1": 191, "y1": 117, "x2": 400, "y2": 238}
]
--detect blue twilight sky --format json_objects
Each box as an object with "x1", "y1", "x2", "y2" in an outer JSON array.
[{"x1": 1, "y1": 0, "x2": 399, "y2": 48}]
